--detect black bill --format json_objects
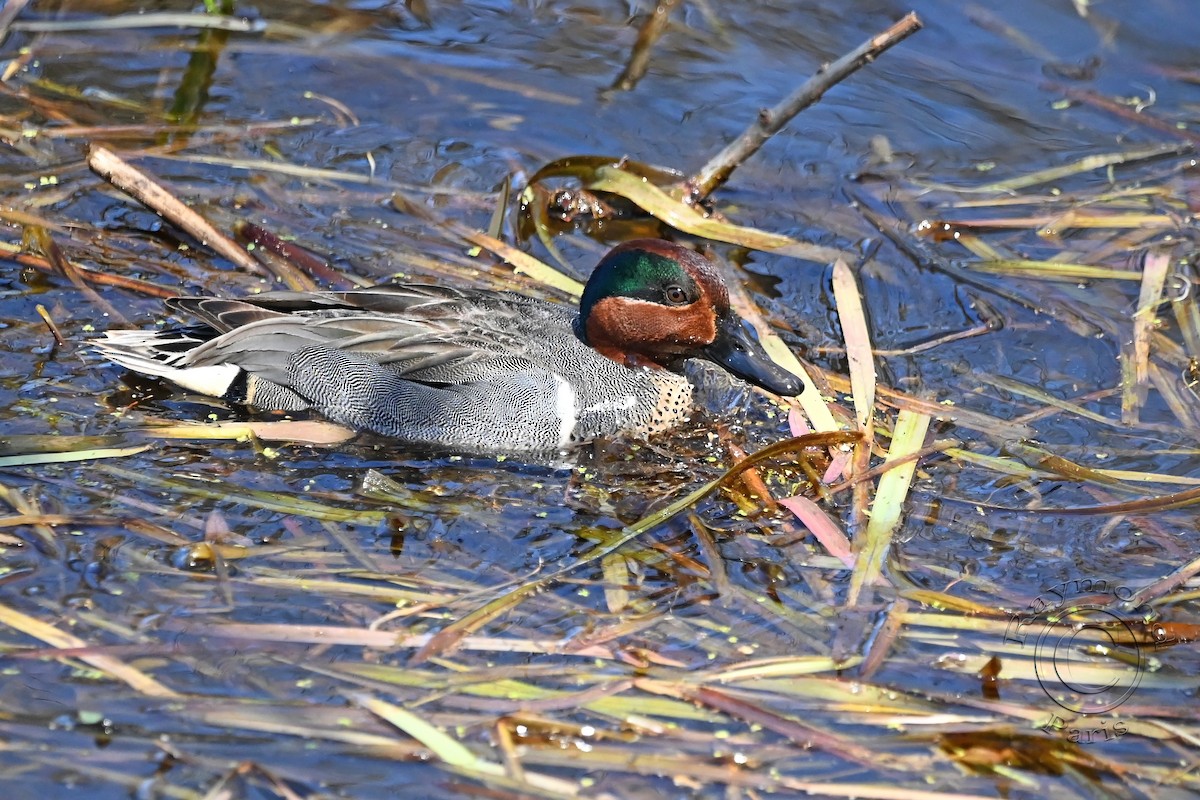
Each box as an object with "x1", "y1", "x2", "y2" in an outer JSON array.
[{"x1": 699, "y1": 315, "x2": 804, "y2": 397}]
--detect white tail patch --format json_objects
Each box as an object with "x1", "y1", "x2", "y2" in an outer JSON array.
[{"x1": 97, "y1": 331, "x2": 240, "y2": 398}]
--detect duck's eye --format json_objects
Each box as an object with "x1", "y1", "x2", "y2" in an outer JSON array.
[{"x1": 663, "y1": 285, "x2": 688, "y2": 305}]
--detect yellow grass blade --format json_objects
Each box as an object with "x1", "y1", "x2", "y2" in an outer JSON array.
[
  {"x1": 586, "y1": 166, "x2": 849, "y2": 263},
  {"x1": 848, "y1": 410, "x2": 931, "y2": 605},
  {"x1": 0, "y1": 444, "x2": 150, "y2": 467},
  {"x1": 719, "y1": 253, "x2": 839, "y2": 432},
  {"x1": 1126, "y1": 248, "x2": 1172, "y2": 422},
  {"x1": 931, "y1": 143, "x2": 1190, "y2": 193},
  {"x1": 831, "y1": 258, "x2": 875, "y2": 429},
  {"x1": 969, "y1": 259, "x2": 1142, "y2": 281},
  {"x1": 140, "y1": 419, "x2": 356, "y2": 445},
  {"x1": 979, "y1": 375, "x2": 1118, "y2": 426},
  {"x1": 351, "y1": 691, "x2": 484, "y2": 769},
  {"x1": 391, "y1": 193, "x2": 584, "y2": 296},
  {"x1": 0, "y1": 600, "x2": 178, "y2": 697},
  {"x1": 601, "y1": 552, "x2": 631, "y2": 613}
]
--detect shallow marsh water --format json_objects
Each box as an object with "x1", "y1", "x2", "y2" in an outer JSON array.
[{"x1": 0, "y1": 1, "x2": 1199, "y2": 798}]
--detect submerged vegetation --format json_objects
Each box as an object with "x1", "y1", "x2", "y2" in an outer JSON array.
[{"x1": 0, "y1": 2, "x2": 1198, "y2": 798}]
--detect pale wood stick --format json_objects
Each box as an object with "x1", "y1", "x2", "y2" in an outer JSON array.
[{"x1": 86, "y1": 145, "x2": 269, "y2": 278}]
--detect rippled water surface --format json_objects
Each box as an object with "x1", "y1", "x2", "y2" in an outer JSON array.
[{"x1": 1, "y1": 1, "x2": 1199, "y2": 798}]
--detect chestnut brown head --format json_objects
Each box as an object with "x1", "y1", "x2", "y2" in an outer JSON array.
[{"x1": 579, "y1": 240, "x2": 802, "y2": 396}]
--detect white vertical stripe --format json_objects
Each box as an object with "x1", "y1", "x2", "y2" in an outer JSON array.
[{"x1": 553, "y1": 376, "x2": 578, "y2": 448}]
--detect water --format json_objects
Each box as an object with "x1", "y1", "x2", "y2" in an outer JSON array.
[{"x1": 1, "y1": 1, "x2": 1198, "y2": 797}]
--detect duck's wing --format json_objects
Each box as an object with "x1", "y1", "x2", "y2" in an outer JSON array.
[
  {"x1": 166, "y1": 284, "x2": 475, "y2": 334},
  {"x1": 170, "y1": 285, "x2": 574, "y2": 389}
]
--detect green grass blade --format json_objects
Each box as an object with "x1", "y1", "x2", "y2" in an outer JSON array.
[{"x1": 848, "y1": 410, "x2": 931, "y2": 605}]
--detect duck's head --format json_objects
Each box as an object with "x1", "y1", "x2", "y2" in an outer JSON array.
[{"x1": 578, "y1": 240, "x2": 803, "y2": 396}]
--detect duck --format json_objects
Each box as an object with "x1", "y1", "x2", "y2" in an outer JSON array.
[{"x1": 97, "y1": 239, "x2": 803, "y2": 452}]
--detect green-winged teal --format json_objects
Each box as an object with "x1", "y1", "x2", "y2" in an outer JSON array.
[{"x1": 98, "y1": 239, "x2": 802, "y2": 452}]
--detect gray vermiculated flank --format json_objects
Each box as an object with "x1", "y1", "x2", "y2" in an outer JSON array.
[{"x1": 101, "y1": 285, "x2": 695, "y2": 452}]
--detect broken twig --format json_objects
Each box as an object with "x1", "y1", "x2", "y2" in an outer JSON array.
[
  {"x1": 688, "y1": 12, "x2": 922, "y2": 202},
  {"x1": 610, "y1": 0, "x2": 683, "y2": 93},
  {"x1": 35, "y1": 304, "x2": 65, "y2": 347},
  {"x1": 86, "y1": 145, "x2": 270, "y2": 280}
]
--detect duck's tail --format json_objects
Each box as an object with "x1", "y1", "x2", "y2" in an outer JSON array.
[{"x1": 96, "y1": 327, "x2": 241, "y2": 398}]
